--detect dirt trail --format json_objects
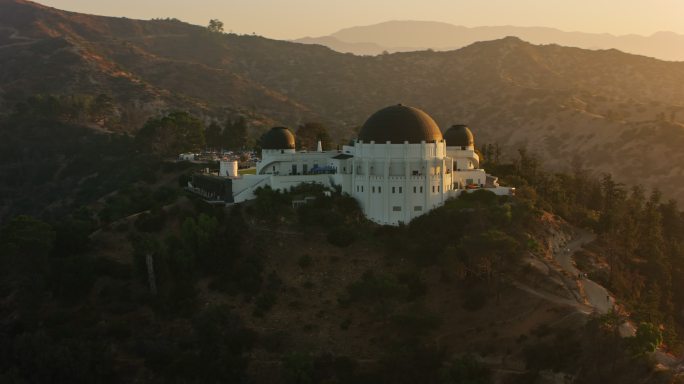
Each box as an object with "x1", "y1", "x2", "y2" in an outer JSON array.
[
  {"x1": 549, "y1": 228, "x2": 617, "y2": 315},
  {"x1": 512, "y1": 225, "x2": 627, "y2": 321},
  {"x1": 554, "y1": 229, "x2": 594, "y2": 275},
  {"x1": 0, "y1": 26, "x2": 40, "y2": 49},
  {"x1": 553, "y1": 228, "x2": 684, "y2": 372}
]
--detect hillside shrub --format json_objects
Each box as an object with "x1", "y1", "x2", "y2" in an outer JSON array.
[{"x1": 326, "y1": 226, "x2": 356, "y2": 247}]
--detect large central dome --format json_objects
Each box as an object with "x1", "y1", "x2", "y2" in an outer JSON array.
[{"x1": 359, "y1": 104, "x2": 443, "y2": 144}]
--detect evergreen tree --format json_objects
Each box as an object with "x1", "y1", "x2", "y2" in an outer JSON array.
[
  {"x1": 136, "y1": 111, "x2": 205, "y2": 156},
  {"x1": 207, "y1": 19, "x2": 224, "y2": 33},
  {"x1": 222, "y1": 116, "x2": 248, "y2": 149},
  {"x1": 598, "y1": 174, "x2": 626, "y2": 234},
  {"x1": 206, "y1": 121, "x2": 222, "y2": 150},
  {"x1": 296, "y1": 122, "x2": 331, "y2": 150}
]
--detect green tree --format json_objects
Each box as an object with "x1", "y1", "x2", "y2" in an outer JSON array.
[
  {"x1": 1, "y1": 215, "x2": 56, "y2": 274},
  {"x1": 296, "y1": 122, "x2": 331, "y2": 150},
  {"x1": 598, "y1": 174, "x2": 626, "y2": 234},
  {"x1": 180, "y1": 213, "x2": 232, "y2": 272},
  {"x1": 15, "y1": 94, "x2": 63, "y2": 121},
  {"x1": 222, "y1": 116, "x2": 248, "y2": 149},
  {"x1": 629, "y1": 322, "x2": 663, "y2": 355},
  {"x1": 282, "y1": 352, "x2": 315, "y2": 384},
  {"x1": 205, "y1": 121, "x2": 222, "y2": 150},
  {"x1": 514, "y1": 147, "x2": 541, "y2": 184},
  {"x1": 207, "y1": 19, "x2": 224, "y2": 33},
  {"x1": 89, "y1": 94, "x2": 115, "y2": 126},
  {"x1": 441, "y1": 355, "x2": 492, "y2": 384},
  {"x1": 192, "y1": 305, "x2": 255, "y2": 382},
  {"x1": 0, "y1": 216, "x2": 56, "y2": 317},
  {"x1": 136, "y1": 111, "x2": 205, "y2": 156}
]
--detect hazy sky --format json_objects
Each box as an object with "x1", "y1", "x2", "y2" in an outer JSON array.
[{"x1": 35, "y1": 0, "x2": 684, "y2": 40}]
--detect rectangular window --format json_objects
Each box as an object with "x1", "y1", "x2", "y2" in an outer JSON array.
[
  {"x1": 438, "y1": 186, "x2": 441, "y2": 192},
  {"x1": 413, "y1": 186, "x2": 417, "y2": 193},
  {"x1": 414, "y1": 206, "x2": 423, "y2": 212},
  {"x1": 420, "y1": 186, "x2": 423, "y2": 193},
  {"x1": 393, "y1": 206, "x2": 401, "y2": 212},
  {"x1": 292, "y1": 164, "x2": 297, "y2": 174},
  {"x1": 303, "y1": 164, "x2": 308, "y2": 174},
  {"x1": 432, "y1": 186, "x2": 435, "y2": 193},
  {"x1": 378, "y1": 187, "x2": 382, "y2": 193},
  {"x1": 399, "y1": 187, "x2": 402, "y2": 193},
  {"x1": 361, "y1": 186, "x2": 364, "y2": 192},
  {"x1": 392, "y1": 187, "x2": 395, "y2": 193},
  {"x1": 372, "y1": 186, "x2": 375, "y2": 193}
]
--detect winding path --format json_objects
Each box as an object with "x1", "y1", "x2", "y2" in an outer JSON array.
[
  {"x1": 0, "y1": 26, "x2": 40, "y2": 50},
  {"x1": 551, "y1": 229, "x2": 617, "y2": 315}
]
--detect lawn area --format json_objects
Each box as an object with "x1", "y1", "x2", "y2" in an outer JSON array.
[{"x1": 238, "y1": 168, "x2": 256, "y2": 175}]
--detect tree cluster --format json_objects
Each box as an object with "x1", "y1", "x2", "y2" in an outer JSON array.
[
  {"x1": 486, "y1": 147, "x2": 684, "y2": 350},
  {"x1": 136, "y1": 111, "x2": 205, "y2": 156},
  {"x1": 296, "y1": 122, "x2": 332, "y2": 150},
  {"x1": 13, "y1": 93, "x2": 116, "y2": 127},
  {"x1": 205, "y1": 116, "x2": 248, "y2": 150}
]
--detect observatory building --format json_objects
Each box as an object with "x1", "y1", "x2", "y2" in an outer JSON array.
[{"x1": 209, "y1": 105, "x2": 513, "y2": 225}]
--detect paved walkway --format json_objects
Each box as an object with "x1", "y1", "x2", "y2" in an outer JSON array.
[{"x1": 550, "y1": 229, "x2": 617, "y2": 315}]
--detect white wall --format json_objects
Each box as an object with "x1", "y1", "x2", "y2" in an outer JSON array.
[{"x1": 232, "y1": 141, "x2": 512, "y2": 226}]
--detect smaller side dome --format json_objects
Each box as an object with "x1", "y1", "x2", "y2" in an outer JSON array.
[
  {"x1": 444, "y1": 124, "x2": 474, "y2": 147},
  {"x1": 260, "y1": 127, "x2": 295, "y2": 150}
]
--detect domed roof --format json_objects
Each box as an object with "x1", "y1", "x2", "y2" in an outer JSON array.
[
  {"x1": 358, "y1": 104, "x2": 443, "y2": 144},
  {"x1": 260, "y1": 127, "x2": 295, "y2": 150},
  {"x1": 444, "y1": 124, "x2": 474, "y2": 147}
]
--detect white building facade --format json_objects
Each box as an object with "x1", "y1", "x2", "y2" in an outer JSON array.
[{"x1": 229, "y1": 105, "x2": 513, "y2": 225}]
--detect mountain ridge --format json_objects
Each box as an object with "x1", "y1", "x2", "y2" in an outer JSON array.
[{"x1": 294, "y1": 20, "x2": 684, "y2": 61}]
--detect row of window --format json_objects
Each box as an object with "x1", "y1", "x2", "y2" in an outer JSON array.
[
  {"x1": 355, "y1": 185, "x2": 453, "y2": 194},
  {"x1": 391, "y1": 206, "x2": 424, "y2": 212}
]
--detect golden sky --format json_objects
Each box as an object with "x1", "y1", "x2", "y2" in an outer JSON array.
[{"x1": 35, "y1": 0, "x2": 684, "y2": 39}]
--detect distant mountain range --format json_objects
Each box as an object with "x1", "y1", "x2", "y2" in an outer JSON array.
[
  {"x1": 294, "y1": 20, "x2": 684, "y2": 61},
  {"x1": 1, "y1": 0, "x2": 684, "y2": 202}
]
